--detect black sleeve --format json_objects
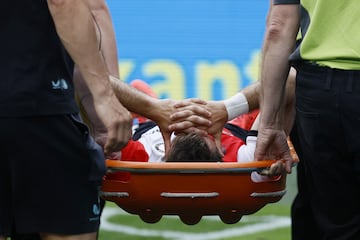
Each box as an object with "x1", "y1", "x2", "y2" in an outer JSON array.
[{"x1": 273, "y1": 0, "x2": 300, "y2": 4}]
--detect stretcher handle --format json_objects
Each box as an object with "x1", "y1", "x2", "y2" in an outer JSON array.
[
  {"x1": 100, "y1": 191, "x2": 129, "y2": 198},
  {"x1": 250, "y1": 190, "x2": 286, "y2": 198},
  {"x1": 161, "y1": 192, "x2": 219, "y2": 198}
]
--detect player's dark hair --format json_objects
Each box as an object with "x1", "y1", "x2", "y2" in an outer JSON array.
[{"x1": 166, "y1": 133, "x2": 223, "y2": 162}]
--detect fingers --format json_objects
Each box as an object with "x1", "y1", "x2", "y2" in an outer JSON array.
[
  {"x1": 162, "y1": 132, "x2": 172, "y2": 160},
  {"x1": 169, "y1": 117, "x2": 211, "y2": 133},
  {"x1": 268, "y1": 161, "x2": 284, "y2": 176},
  {"x1": 173, "y1": 98, "x2": 208, "y2": 107},
  {"x1": 171, "y1": 99, "x2": 211, "y2": 120},
  {"x1": 170, "y1": 110, "x2": 211, "y2": 122},
  {"x1": 259, "y1": 161, "x2": 285, "y2": 177},
  {"x1": 283, "y1": 152, "x2": 293, "y2": 174},
  {"x1": 213, "y1": 132, "x2": 224, "y2": 157},
  {"x1": 169, "y1": 100, "x2": 212, "y2": 133},
  {"x1": 94, "y1": 133, "x2": 107, "y2": 148},
  {"x1": 93, "y1": 126, "x2": 130, "y2": 156},
  {"x1": 173, "y1": 126, "x2": 208, "y2": 136},
  {"x1": 254, "y1": 136, "x2": 268, "y2": 161},
  {"x1": 170, "y1": 108, "x2": 211, "y2": 124},
  {"x1": 103, "y1": 112, "x2": 133, "y2": 155},
  {"x1": 254, "y1": 128, "x2": 293, "y2": 173},
  {"x1": 104, "y1": 127, "x2": 131, "y2": 155}
]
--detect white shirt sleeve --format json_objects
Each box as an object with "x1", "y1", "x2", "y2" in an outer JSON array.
[{"x1": 237, "y1": 135, "x2": 257, "y2": 163}]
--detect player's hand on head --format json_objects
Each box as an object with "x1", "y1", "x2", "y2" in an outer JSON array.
[
  {"x1": 204, "y1": 100, "x2": 227, "y2": 138},
  {"x1": 168, "y1": 98, "x2": 212, "y2": 133}
]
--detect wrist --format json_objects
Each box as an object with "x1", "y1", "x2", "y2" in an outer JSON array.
[{"x1": 223, "y1": 92, "x2": 249, "y2": 120}]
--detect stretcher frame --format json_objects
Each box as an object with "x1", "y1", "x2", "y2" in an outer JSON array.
[{"x1": 101, "y1": 159, "x2": 292, "y2": 225}]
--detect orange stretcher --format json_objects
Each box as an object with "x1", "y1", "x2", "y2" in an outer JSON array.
[{"x1": 101, "y1": 158, "x2": 296, "y2": 225}]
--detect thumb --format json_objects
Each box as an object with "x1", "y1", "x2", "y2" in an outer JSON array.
[
  {"x1": 283, "y1": 150, "x2": 293, "y2": 174},
  {"x1": 161, "y1": 132, "x2": 172, "y2": 160},
  {"x1": 254, "y1": 138, "x2": 266, "y2": 161}
]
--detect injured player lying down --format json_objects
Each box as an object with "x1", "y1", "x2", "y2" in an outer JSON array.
[
  {"x1": 120, "y1": 111, "x2": 285, "y2": 178},
  {"x1": 117, "y1": 77, "x2": 296, "y2": 178}
]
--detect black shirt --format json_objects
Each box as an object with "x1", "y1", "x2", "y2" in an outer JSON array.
[{"x1": 0, "y1": 0, "x2": 79, "y2": 116}]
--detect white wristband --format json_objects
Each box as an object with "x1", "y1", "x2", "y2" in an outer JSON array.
[{"x1": 223, "y1": 92, "x2": 249, "y2": 120}]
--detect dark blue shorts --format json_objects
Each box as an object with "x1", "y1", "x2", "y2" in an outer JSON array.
[{"x1": 0, "y1": 114, "x2": 106, "y2": 236}]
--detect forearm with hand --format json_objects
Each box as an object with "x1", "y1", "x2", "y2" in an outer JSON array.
[
  {"x1": 109, "y1": 76, "x2": 166, "y2": 121},
  {"x1": 109, "y1": 76, "x2": 175, "y2": 155},
  {"x1": 48, "y1": 0, "x2": 133, "y2": 154},
  {"x1": 255, "y1": 4, "x2": 299, "y2": 172},
  {"x1": 201, "y1": 93, "x2": 249, "y2": 155}
]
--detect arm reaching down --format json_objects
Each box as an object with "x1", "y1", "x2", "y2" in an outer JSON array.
[
  {"x1": 49, "y1": 0, "x2": 133, "y2": 155},
  {"x1": 256, "y1": 3, "x2": 300, "y2": 173}
]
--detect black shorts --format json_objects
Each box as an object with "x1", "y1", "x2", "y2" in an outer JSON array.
[
  {"x1": 0, "y1": 114, "x2": 106, "y2": 236},
  {"x1": 291, "y1": 63, "x2": 360, "y2": 239}
]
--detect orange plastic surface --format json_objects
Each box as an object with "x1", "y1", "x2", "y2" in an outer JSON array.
[{"x1": 101, "y1": 160, "x2": 291, "y2": 225}]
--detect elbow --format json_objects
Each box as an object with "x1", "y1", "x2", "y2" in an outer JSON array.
[
  {"x1": 88, "y1": 0, "x2": 109, "y2": 17},
  {"x1": 47, "y1": 0, "x2": 70, "y2": 8},
  {"x1": 265, "y1": 5, "x2": 300, "y2": 44},
  {"x1": 266, "y1": 18, "x2": 287, "y2": 42},
  {"x1": 47, "y1": 0, "x2": 74, "y2": 15}
]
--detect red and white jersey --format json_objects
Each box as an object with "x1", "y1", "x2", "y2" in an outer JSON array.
[
  {"x1": 119, "y1": 111, "x2": 273, "y2": 182},
  {"x1": 121, "y1": 125, "x2": 165, "y2": 162},
  {"x1": 120, "y1": 124, "x2": 257, "y2": 163},
  {"x1": 221, "y1": 128, "x2": 256, "y2": 163}
]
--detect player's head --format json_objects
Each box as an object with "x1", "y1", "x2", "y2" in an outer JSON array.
[{"x1": 166, "y1": 133, "x2": 222, "y2": 162}]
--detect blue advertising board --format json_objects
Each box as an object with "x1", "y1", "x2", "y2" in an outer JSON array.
[{"x1": 107, "y1": 0, "x2": 268, "y2": 100}]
